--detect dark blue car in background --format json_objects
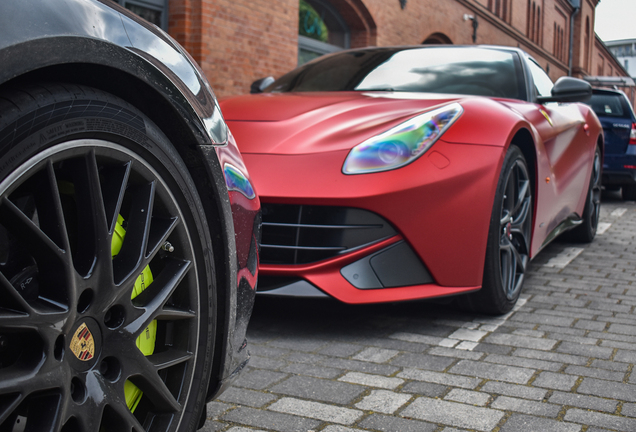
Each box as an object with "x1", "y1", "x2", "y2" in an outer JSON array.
[{"x1": 588, "y1": 88, "x2": 636, "y2": 199}]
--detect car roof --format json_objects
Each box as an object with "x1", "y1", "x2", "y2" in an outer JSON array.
[
  {"x1": 592, "y1": 87, "x2": 627, "y2": 96},
  {"x1": 324, "y1": 44, "x2": 524, "y2": 56}
]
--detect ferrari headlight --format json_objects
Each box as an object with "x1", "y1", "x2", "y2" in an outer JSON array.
[{"x1": 342, "y1": 103, "x2": 463, "y2": 174}]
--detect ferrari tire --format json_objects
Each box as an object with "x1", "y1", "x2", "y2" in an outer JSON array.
[
  {"x1": 563, "y1": 145, "x2": 601, "y2": 243},
  {"x1": 459, "y1": 145, "x2": 532, "y2": 315},
  {"x1": 0, "y1": 83, "x2": 215, "y2": 431}
]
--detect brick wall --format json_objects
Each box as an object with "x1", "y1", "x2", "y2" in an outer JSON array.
[
  {"x1": 169, "y1": 0, "x2": 298, "y2": 97},
  {"x1": 167, "y1": 0, "x2": 630, "y2": 98}
]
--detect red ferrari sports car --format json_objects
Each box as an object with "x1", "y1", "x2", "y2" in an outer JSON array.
[{"x1": 221, "y1": 45, "x2": 602, "y2": 314}]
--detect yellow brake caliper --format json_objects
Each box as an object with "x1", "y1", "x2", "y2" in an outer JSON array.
[{"x1": 111, "y1": 214, "x2": 157, "y2": 412}]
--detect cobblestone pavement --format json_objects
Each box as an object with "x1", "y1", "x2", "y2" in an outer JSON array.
[{"x1": 203, "y1": 194, "x2": 636, "y2": 432}]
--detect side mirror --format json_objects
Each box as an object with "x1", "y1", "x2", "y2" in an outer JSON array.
[
  {"x1": 537, "y1": 77, "x2": 592, "y2": 103},
  {"x1": 250, "y1": 76, "x2": 275, "y2": 94}
]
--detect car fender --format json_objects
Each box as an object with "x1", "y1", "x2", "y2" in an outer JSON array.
[{"x1": 0, "y1": 0, "x2": 257, "y2": 403}]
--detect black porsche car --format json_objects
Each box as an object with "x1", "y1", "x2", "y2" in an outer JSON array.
[{"x1": 0, "y1": 1, "x2": 260, "y2": 431}]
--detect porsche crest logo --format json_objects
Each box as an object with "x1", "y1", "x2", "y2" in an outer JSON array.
[{"x1": 70, "y1": 323, "x2": 95, "y2": 361}]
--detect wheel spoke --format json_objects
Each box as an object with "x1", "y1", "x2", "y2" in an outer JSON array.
[
  {"x1": 0, "y1": 196, "x2": 72, "y2": 308},
  {"x1": 113, "y1": 181, "x2": 155, "y2": 284},
  {"x1": 157, "y1": 307, "x2": 196, "y2": 321},
  {"x1": 100, "y1": 162, "x2": 132, "y2": 235},
  {"x1": 500, "y1": 247, "x2": 513, "y2": 292},
  {"x1": 512, "y1": 178, "x2": 530, "y2": 216},
  {"x1": 148, "y1": 349, "x2": 193, "y2": 371},
  {"x1": 37, "y1": 163, "x2": 72, "y2": 253},
  {"x1": 126, "y1": 258, "x2": 192, "y2": 337},
  {"x1": 0, "y1": 362, "x2": 70, "y2": 403},
  {"x1": 64, "y1": 152, "x2": 112, "y2": 276},
  {"x1": 0, "y1": 393, "x2": 23, "y2": 425},
  {"x1": 499, "y1": 209, "x2": 512, "y2": 227},
  {"x1": 106, "y1": 397, "x2": 148, "y2": 431},
  {"x1": 591, "y1": 152, "x2": 602, "y2": 226},
  {"x1": 127, "y1": 353, "x2": 181, "y2": 413},
  {"x1": 0, "y1": 272, "x2": 33, "y2": 316},
  {"x1": 511, "y1": 197, "x2": 531, "y2": 230},
  {"x1": 0, "y1": 198, "x2": 67, "y2": 272},
  {"x1": 510, "y1": 240, "x2": 526, "y2": 273},
  {"x1": 66, "y1": 374, "x2": 119, "y2": 431},
  {"x1": 147, "y1": 216, "x2": 179, "y2": 259}
]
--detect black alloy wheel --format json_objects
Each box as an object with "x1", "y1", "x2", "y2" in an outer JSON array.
[
  {"x1": 459, "y1": 145, "x2": 532, "y2": 315},
  {"x1": 497, "y1": 152, "x2": 532, "y2": 302},
  {"x1": 0, "y1": 84, "x2": 215, "y2": 431},
  {"x1": 564, "y1": 145, "x2": 601, "y2": 242}
]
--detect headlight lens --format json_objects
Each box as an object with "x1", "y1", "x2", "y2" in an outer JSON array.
[{"x1": 342, "y1": 102, "x2": 463, "y2": 174}]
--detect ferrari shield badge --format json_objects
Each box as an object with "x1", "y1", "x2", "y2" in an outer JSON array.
[
  {"x1": 539, "y1": 108, "x2": 554, "y2": 126},
  {"x1": 70, "y1": 323, "x2": 95, "y2": 361}
]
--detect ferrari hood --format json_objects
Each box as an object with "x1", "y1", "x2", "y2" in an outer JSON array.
[{"x1": 220, "y1": 92, "x2": 459, "y2": 155}]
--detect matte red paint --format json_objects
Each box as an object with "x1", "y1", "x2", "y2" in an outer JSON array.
[{"x1": 221, "y1": 91, "x2": 602, "y2": 304}]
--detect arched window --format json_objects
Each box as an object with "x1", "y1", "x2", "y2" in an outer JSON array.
[
  {"x1": 527, "y1": 1, "x2": 531, "y2": 36},
  {"x1": 531, "y1": 2, "x2": 536, "y2": 41},
  {"x1": 422, "y1": 33, "x2": 453, "y2": 45},
  {"x1": 298, "y1": 0, "x2": 350, "y2": 65}
]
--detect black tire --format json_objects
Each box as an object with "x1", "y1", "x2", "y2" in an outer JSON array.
[
  {"x1": 563, "y1": 145, "x2": 601, "y2": 243},
  {"x1": 459, "y1": 145, "x2": 532, "y2": 315},
  {"x1": 0, "y1": 83, "x2": 215, "y2": 431},
  {"x1": 622, "y1": 184, "x2": 636, "y2": 201}
]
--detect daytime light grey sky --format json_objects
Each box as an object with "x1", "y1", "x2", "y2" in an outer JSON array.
[{"x1": 595, "y1": 0, "x2": 636, "y2": 42}]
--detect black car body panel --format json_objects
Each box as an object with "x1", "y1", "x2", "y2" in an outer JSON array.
[{"x1": 0, "y1": 0, "x2": 259, "y2": 402}]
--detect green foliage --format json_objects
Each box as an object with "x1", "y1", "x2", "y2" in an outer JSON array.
[{"x1": 299, "y1": 0, "x2": 328, "y2": 43}]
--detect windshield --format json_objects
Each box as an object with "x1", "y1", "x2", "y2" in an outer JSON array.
[{"x1": 265, "y1": 47, "x2": 526, "y2": 100}]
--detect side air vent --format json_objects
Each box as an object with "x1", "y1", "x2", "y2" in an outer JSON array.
[{"x1": 260, "y1": 204, "x2": 397, "y2": 265}]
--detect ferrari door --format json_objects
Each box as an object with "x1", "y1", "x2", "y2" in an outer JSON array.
[{"x1": 526, "y1": 60, "x2": 593, "y2": 246}]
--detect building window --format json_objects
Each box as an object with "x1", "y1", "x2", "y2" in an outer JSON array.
[
  {"x1": 528, "y1": 1, "x2": 542, "y2": 45},
  {"x1": 116, "y1": 0, "x2": 168, "y2": 29},
  {"x1": 584, "y1": 17, "x2": 591, "y2": 71},
  {"x1": 553, "y1": 23, "x2": 566, "y2": 62},
  {"x1": 489, "y1": 0, "x2": 508, "y2": 22},
  {"x1": 536, "y1": 6, "x2": 541, "y2": 45},
  {"x1": 423, "y1": 33, "x2": 453, "y2": 44},
  {"x1": 298, "y1": 0, "x2": 350, "y2": 65}
]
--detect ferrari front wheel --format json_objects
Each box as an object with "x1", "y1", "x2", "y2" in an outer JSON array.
[
  {"x1": 0, "y1": 84, "x2": 215, "y2": 431},
  {"x1": 460, "y1": 145, "x2": 532, "y2": 315}
]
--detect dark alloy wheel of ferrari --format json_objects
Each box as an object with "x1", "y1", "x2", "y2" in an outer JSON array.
[
  {"x1": 460, "y1": 145, "x2": 532, "y2": 315},
  {"x1": 0, "y1": 84, "x2": 215, "y2": 431},
  {"x1": 564, "y1": 145, "x2": 602, "y2": 243}
]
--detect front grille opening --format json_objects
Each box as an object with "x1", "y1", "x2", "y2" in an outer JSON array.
[{"x1": 260, "y1": 204, "x2": 397, "y2": 265}]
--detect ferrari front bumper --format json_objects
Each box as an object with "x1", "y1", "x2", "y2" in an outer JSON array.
[{"x1": 243, "y1": 139, "x2": 505, "y2": 304}]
